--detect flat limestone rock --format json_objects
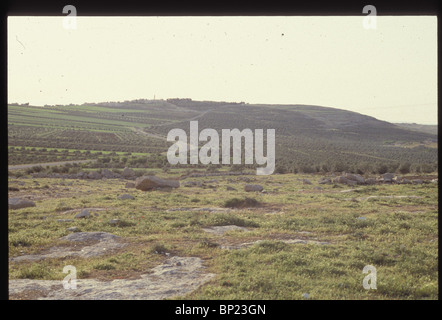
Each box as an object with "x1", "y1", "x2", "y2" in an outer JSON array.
[
  {"x1": 9, "y1": 198, "x2": 36, "y2": 210},
  {"x1": 202, "y1": 225, "x2": 249, "y2": 236},
  {"x1": 10, "y1": 232, "x2": 125, "y2": 263},
  {"x1": 221, "y1": 239, "x2": 330, "y2": 250},
  {"x1": 9, "y1": 256, "x2": 215, "y2": 300}
]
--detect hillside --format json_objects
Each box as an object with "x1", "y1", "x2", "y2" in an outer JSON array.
[
  {"x1": 394, "y1": 123, "x2": 438, "y2": 135},
  {"x1": 8, "y1": 99, "x2": 438, "y2": 174}
]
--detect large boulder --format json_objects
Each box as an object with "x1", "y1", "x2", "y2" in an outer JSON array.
[
  {"x1": 135, "y1": 176, "x2": 180, "y2": 191},
  {"x1": 244, "y1": 184, "x2": 264, "y2": 192},
  {"x1": 333, "y1": 176, "x2": 357, "y2": 186},
  {"x1": 9, "y1": 198, "x2": 36, "y2": 210},
  {"x1": 344, "y1": 173, "x2": 365, "y2": 184},
  {"x1": 382, "y1": 173, "x2": 395, "y2": 183}
]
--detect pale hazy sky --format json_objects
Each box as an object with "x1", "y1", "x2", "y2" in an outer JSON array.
[{"x1": 8, "y1": 16, "x2": 437, "y2": 124}]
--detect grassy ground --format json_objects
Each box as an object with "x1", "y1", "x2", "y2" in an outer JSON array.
[{"x1": 8, "y1": 173, "x2": 438, "y2": 300}]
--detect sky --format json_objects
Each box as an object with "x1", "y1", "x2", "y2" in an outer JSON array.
[{"x1": 8, "y1": 16, "x2": 437, "y2": 124}]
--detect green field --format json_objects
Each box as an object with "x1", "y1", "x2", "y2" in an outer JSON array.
[{"x1": 8, "y1": 173, "x2": 438, "y2": 299}]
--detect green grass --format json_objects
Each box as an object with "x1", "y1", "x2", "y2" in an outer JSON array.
[{"x1": 8, "y1": 173, "x2": 438, "y2": 299}]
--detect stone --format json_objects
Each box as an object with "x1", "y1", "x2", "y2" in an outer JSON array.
[
  {"x1": 412, "y1": 179, "x2": 423, "y2": 184},
  {"x1": 182, "y1": 181, "x2": 203, "y2": 188},
  {"x1": 334, "y1": 176, "x2": 357, "y2": 186},
  {"x1": 109, "y1": 219, "x2": 121, "y2": 225},
  {"x1": 75, "y1": 209, "x2": 91, "y2": 219},
  {"x1": 244, "y1": 184, "x2": 264, "y2": 192},
  {"x1": 125, "y1": 182, "x2": 135, "y2": 188},
  {"x1": 61, "y1": 232, "x2": 119, "y2": 242},
  {"x1": 9, "y1": 256, "x2": 215, "y2": 300},
  {"x1": 57, "y1": 219, "x2": 73, "y2": 223},
  {"x1": 8, "y1": 198, "x2": 36, "y2": 210},
  {"x1": 401, "y1": 178, "x2": 411, "y2": 184},
  {"x1": 302, "y1": 179, "x2": 312, "y2": 185},
  {"x1": 67, "y1": 227, "x2": 80, "y2": 232},
  {"x1": 226, "y1": 186, "x2": 236, "y2": 191},
  {"x1": 365, "y1": 178, "x2": 377, "y2": 185},
  {"x1": 118, "y1": 194, "x2": 134, "y2": 200},
  {"x1": 122, "y1": 167, "x2": 135, "y2": 178},
  {"x1": 135, "y1": 176, "x2": 180, "y2": 191},
  {"x1": 87, "y1": 171, "x2": 102, "y2": 180},
  {"x1": 318, "y1": 178, "x2": 332, "y2": 184},
  {"x1": 101, "y1": 169, "x2": 114, "y2": 178},
  {"x1": 344, "y1": 173, "x2": 365, "y2": 184},
  {"x1": 382, "y1": 173, "x2": 395, "y2": 182}
]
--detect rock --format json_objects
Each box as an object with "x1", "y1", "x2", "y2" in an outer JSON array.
[
  {"x1": 101, "y1": 169, "x2": 114, "y2": 178},
  {"x1": 125, "y1": 182, "x2": 135, "y2": 188},
  {"x1": 10, "y1": 232, "x2": 126, "y2": 264},
  {"x1": 75, "y1": 209, "x2": 91, "y2": 219},
  {"x1": 244, "y1": 184, "x2": 264, "y2": 192},
  {"x1": 202, "y1": 225, "x2": 249, "y2": 235},
  {"x1": 67, "y1": 227, "x2": 80, "y2": 232},
  {"x1": 344, "y1": 173, "x2": 365, "y2": 184},
  {"x1": 313, "y1": 186, "x2": 323, "y2": 191},
  {"x1": 412, "y1": 179, "x2": 423, "y2": 184},
  {"x1": 382, "y1": 173, "x2": 395, "y2": 182},
  {"x1": 318, "y1": 178, "x2": 332, "y2": 185},
  {"x1": 87, "y1": 171, "x2": 102, "y2": 180},
  {"x1": 302, "y1": 179, "x2": 312, "y2": 185},
  {"x1": 182, "y1": 181, "x2": 203, "y2": 188},
  {"x1": 8, "y1": 198, "x2": 36, "y2": 210},
  {"x1": 135, "y1": 176, "x2": 180, "y2": 191},
  {"x1": 57, "y1": 219, "x2": 73, "y2": 223},
  {"x1": 401, "y1": 178, "x2": 411, "y2": 184},
  {"x1": 431, "y1": 179, "x2": 438, "y2": 183},
  {"x1": 226, "y1": 186, "x2": 236, "y2": 191},
  {"x1": 334, "y1": 176, "x2": 357, "y2": 186},
  {"x1": 61, "y1": 232, "x2": 119, "y2": 242},
  {"x1": 118, "y1": 194, "x2": 134, "y2": 200},
  {"x1": 9, "y1": 256, "x2": 214, "y2": 300},
  {"x1": 109, "y1": 219, "x2": 120, "y2": 225},
  {"x1": 122, "y1": 167, "x2": 135, "y2": 178},
  {"x1": 365, "y1": 178, "x2": 377, "y2": 185}
]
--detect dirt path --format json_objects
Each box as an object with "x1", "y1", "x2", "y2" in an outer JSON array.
[{"x1": 8, "y1": 160, "x2": 96, "y2": 171}]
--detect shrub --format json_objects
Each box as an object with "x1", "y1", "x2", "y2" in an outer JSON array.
[{"x1": 224, "y1": 197, "x2": 260, "y2": 208}]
